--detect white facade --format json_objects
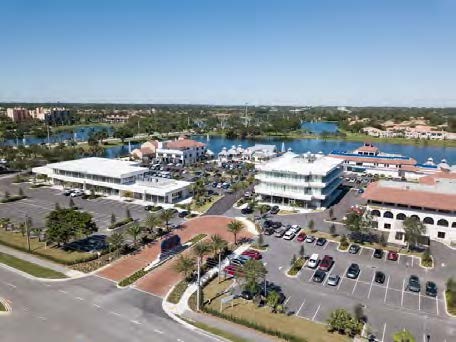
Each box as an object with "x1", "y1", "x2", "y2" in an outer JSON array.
[
  {"x1": 32, "y1": 157, "x2": 192, "y2": 204},
  {"x1": 254, "y1": 152, "x2": 343, "y2": 209},
  {"x1": 364, "y1": 178, "x2": 456, "y2": 246},
  {"x1": 155, "y1": 139, "x2": 207, "y2": 166}
]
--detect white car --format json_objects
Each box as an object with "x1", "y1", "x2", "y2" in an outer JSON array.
[
  {"x1": 283, "y1": 230, "x2": 296, "y2": 240},
  {"x1": 290, "y1": 225, "x2": 301, "y2": 234},
  {"x1": 70, "y1": 189, "x2": 84, "y2": 197},
  {"x1": 307, "y1": 253, "x2": 319, "y2": 268}
]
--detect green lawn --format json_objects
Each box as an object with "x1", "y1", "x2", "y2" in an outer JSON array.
[
  {"x1": 0, "y1": 230, "x2": 93, "y2": 265},
  {"x1": 0, "y1": 301, "x2": 6, "y2": 311},
  {"x1": 181, "y1": 317, "x2": 250, "y2": 342},
  {"x1": 192, "y1": 195, "x2": 222, "y2": 213},
  {"x1": 168, "y1": 280, "x2": 189, "y2": 304},
  {"x1": 0, "y1": 252, "x2": 67, "y2": 279}
]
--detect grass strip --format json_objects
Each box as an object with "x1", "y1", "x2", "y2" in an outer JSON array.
[
  {"x1": 0, "y1": 301, "x2": 6, "y2": 311},
  {"x1": 288, "y1": 257, "x2": 305, "y2": 276},
  {"x1": 0, "y1": 251, "x2": 67, "y2": 279},
  {"x1": 446, "y1": 290, "x2": 456, "y2": 316},
  {"x1": 181, "y1": 316, "x2": 250, "y2": 342},
  {"x1": 167, "y1": 280, "x2": 189, "y2": 304}
]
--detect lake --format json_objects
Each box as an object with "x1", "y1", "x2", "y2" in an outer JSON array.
[
  {"x1": 301, "y1": 121, "x2": 338, "y2": 134},
  {"x1": 194, "y1": 135, "x2": 455, "y2": 164}
]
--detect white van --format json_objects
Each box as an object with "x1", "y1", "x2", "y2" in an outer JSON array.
[{"x1": 308, "y1": 253, "x2": 319, "y2": 269}]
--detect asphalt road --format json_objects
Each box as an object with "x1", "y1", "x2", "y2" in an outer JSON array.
[
  {"x1": 260, "y1": 234, "x2": 456, "y2": 342},
  {"x1": 0, "y1": 267, "x2": 214, "y2": 342}
]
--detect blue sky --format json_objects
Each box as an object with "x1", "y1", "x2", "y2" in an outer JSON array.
[{"x1": 1, "y1": 0, "x2": 455, "y2": 106}]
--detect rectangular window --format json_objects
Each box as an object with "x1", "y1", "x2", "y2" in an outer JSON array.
[
  {"x1": 437, "y1": 231, "x2": 446, "y2": 239},
  {"x1": 384, "y1": 223, "x2": 391, "y2": 229},
  {"x1": 395, "y1": 232, "x2": 404, "y2": 240}
]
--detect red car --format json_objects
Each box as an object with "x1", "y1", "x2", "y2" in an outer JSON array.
[
  {"x1": 296, "y1": 232, "x2": 307, "y2": 242},
  {"x1": 387, "y1": 251, "x2": 398, "y2": 261},
  {"x1": 319, "y1": 255, "x2": 334, "y2": 271},
  {"x1": 223, "y1": 265, "x2": 244, "y2": 276},
  {"x1": 242, "y1": 249, "x2": 262, "y2": 260}
]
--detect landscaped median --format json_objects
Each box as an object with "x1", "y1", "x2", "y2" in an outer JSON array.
[
  {"x1": 0, "y1": 251, "x2": 67, "y2": 279},
  {"x1": 287, "y1": 256, "x2": 305, "y2": 276}
]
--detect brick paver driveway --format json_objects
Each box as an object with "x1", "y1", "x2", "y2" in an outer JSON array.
[{"x1": 98, "y1": 216, "x2": 252, "y2": 290}]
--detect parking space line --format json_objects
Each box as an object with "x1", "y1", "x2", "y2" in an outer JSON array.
[
  {"x1": 296, "y1": 299, "x2": 306, "y2": 316},
  {"x1": 370, "y1": 250, "x2": 374, "y2": 259},
  {"x1": 436, "y1": 294, "x2": 439, "y2": 315},
  {"x1": 284, "y1": 296, "x2": 291, "y2": 306},
  {"x1": 367, "y1": 271, "x2": 375, "y2": 299},
  {"x1": 418, "y1": 292, "x2": 421, "y2": 311},
  {"x1": 397, "y1": 254, "x2": 400, "y2": 264},
  {"x1": 381, "y1": 322, "x2": 387, "y2": 342},
  {"x1": 384, "y1": 275, "x2": 390, "y2": 303},
  {"x1": 411, "y1": 257, "x2": 414, "y2": 267},
  {"x1": 352, "y1": 270, "x2": 362, "y2": 295},
  {"x1": 338, "y1": 266, "x2": 349, "y2": 290},
  {"x1": 401, "y1": 279, "x2": 405, "y2": 306},
  {"x1": 323, "y1": 242, "x2": 328, "y2": 250},
  {"x1": 308, "y1": 271, "x2": 315, "y2": 282},
  {"x1": 311, "y1": 304, "x2": 321, "y2": 321}
]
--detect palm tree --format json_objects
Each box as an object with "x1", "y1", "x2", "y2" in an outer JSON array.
[
  {"x1": 403, "y1": 217, "x2": 426, "y2": 250},
  {"x1": 193, "y1": 241, "x2": 211, "y2": 311},
  {"x1": 126, "y1": 224, "x2": 143, "y2": 247},
  {"x1": 108, "y1": 232, "x2": 125, "y2": 258},
  {"x1": 227, "y1": 220, "x2": 244, "y2": 245},
  {"x1": 144, "y1": 213, "x2": 162, "y2": 235},
  {"x1": 210, "y1": 234, "x2": 228, "y2": 282},
  {"x1": 160, "y1": 209, "x2": 175, "y2": 230},
  {"x1": 173, "y1": 255, "x2": 196, "y2": 281}
]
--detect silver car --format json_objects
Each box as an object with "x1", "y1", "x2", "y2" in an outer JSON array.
[{"x1": 327, "y1": 274, "x2": 340, "y2": 286}]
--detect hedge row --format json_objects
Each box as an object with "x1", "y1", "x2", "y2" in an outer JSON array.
[
  {"x1": 0, "y1": 239, "x2": 98, "y2": 266},
  {"x1": 108, "y1": 218, "x2": 133, "y2": 230},
  {"x1": 202, "y1": 307, "x2": 307, "y2": 342},
  {"x1": 1, "y1": 195, "x2": 27, "y2": 203}
]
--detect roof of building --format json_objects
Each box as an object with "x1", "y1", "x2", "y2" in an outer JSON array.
[
  {"x1": 362, "y1": 178, "x2": 456, "y2": 211},
  {"x1": 43, "y1": 157, "x2": 148, "y2": 178},
  {"x1": 256, "y1": 152, "x2": 342, "y2": 175},
  {"x1": 164, "y1": 139, "x2": 206, "y2": 150},
  {"x1": 356, "y1": 145, "x2": 379, "y2": 153},
  {"x1": 245, "y1": 144, "x2": 277, "y2": 154},
  {"x1": 419, "y1": 171, "x2": 456, "y2": 185},
  {"x1": 330, "y1": 154, "x2": 416, "y2": 166}
]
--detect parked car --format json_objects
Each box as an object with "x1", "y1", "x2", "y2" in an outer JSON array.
[
  {"x1": 283, "y1": 230, "x2": 296, "y2": 241},
  {"x1": 271, "y1": 221, "x2": 282, "y2": 229},
  {"x1": 224, "y1": 265, "x2": 243, "y2": 276},
  {"x1": 387, "y1": 251, "x2": 399, "y2": 261},
  {"x1": 242, "y1": 249, "x2": 262, "y2": 260},
  {"x1": 244, "y1": 191, "x2": 252, "y2": 198},
  {"x1": 327, "y1": 274, "x2": 340, "y2": 286},
  {"x1": 290, "y1": 225, "x2": 301, "y2": 234},
  {"x1": 274, "y1": 227, "x2": 287, "y2": 238},
  {"x1": 425, "y1": 281, "x2": 438, "y2": 297},
  {"x1": 373, "y1": 249, "x2": 384, "y2": 259},
  {"x1": 240, "y1": 290, "x2": 253, "y2": 300},
  {"x1": 270, "y1": 206, "x2": 280, "y2": 215},
  {"x1": 308, "y1": 253, "x2": 319, "y2": 268},
  {"x1": 346, "y1": 263, "x2": 360, "y2": 279},
  {"x1": 407, "y1": 275, "x2": 421, "y2": 292},
  {"x1": 319, "y1": 255, "x2": 334, "y2": 272},
  {"x1": 316, "y1": 237, "x2": 327, "y2": 246},
  {"x1": 296, "y1": 232, "x2": 307, "y2": 242},
  {"x1": 63, "y1": 189, "x2": 74, "y2": 196},
  {"x1": 348, "y1": 244, "x2": 360, "y2": 254},
  {"x1": 263, "y1": 227, "x2": 274, "y2": 236},
  {"x1": 313, "y1": 270, "x2": 326, "y2": 283},
  {"x1": 241, "y1": 206, "x2": 253, "y2": 215},
  {"x1": 374, "y1": 271, "x2": 386, "y2": 284},
  {"x1": 178, "y1": 210, "x2": 190, "y2": 218},
  {"x1": 144, "y1": 205, "x2": 153, "y2": 211},
  {"x1": 305, "y1": 235, "x2": 316, "y2": 243},
  {"x1": 230, "y1": 258, "x2": 247, "y2": 267},
  {"x1": 262, "y1": 220, "x2": 273, "y2": 229},
  {"x1": 70, "y1": 189, "x2": 84, "y2": 197}
]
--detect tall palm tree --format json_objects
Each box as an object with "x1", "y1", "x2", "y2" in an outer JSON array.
[
  {"x1": 193, "y1": 241, "x2": 211, "y2": 311},
  {"x1": 160, "y1": 209, "x2": 175, "y2": 230},
  {"x1": 173, "y1": 255, "x2": 196, "y2": 281},
  {"x1": 210, "y1": 234, "x2": 228, "y2": 283},
  {"x1": 108, "y1": 232, "x2": 125, "y2": 258},
  {"x1": 126, "y1": 224, "x2": 143, "y2": 247},
  {"x1": 144, "y1": 213, "x2": 162, "y2": 235},
  {"x1": 227, "y1": 220, "x2": 245, "y2": 245}
]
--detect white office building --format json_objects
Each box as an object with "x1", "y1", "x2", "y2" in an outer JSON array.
[
  {"x1": 32, "y1": 157, "x2": 192, "y2": 204},
  {"x1": 363, "y1": 172, "x2": 456, "y2": 246},
  {"x1": 254, "y1": 151, "x2": 343, "y2": 209}
]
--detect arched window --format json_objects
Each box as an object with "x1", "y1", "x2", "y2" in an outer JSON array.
[
  {"x1": 452, "y1": 222, "x2": 456, "y2": 228},
  {"x1": 383, "y1": 211, "x2": 393, "y2": 219},
  {"x1": 423, "y1": 217, "x2": 434, "y2": 225},
  {"x1": 396, "y1": 213, "x2": 406, "y2": 221},
  {"x1": 437, "y1": 219, "x2": 449, "y2": 227},
  {"x1": 371, "y1": 210, "x2": 381, "y2": 217},
  {"x1": 411, "y1": 215, "x2": 420, "y2": 221}
]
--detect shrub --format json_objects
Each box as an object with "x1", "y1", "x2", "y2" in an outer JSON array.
[
  {"x1": 108, "y1": 217, "x2": 133, "y2": 230},
  {"x1": 118, "y1": 269, "x2": 148, "y2": 287}
]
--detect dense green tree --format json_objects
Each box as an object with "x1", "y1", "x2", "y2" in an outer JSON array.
[
  {"x1": 227, "y1": 220, "x2": 244, "y2": 245},
  {"x1": 392, "y1": 329, "x2": 416, "y2": 342},
  {"x1": 46, "y1": 209, "x2": 97, "y2": 246},
  {"x1": 173, "y1": 255, "x2": 196, "y2": 281},
  {"x1": 403, "y1": 217, "x2": 426, "y2": 250}
]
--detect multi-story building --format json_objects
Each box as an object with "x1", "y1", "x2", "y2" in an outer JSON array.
[
  {"x1": 32, "y1": 157, "x2": 192, "y2": 204},
  {"x1": 32, "y1": 107, "x2": 71, "y2": 125},
  {"x1": 6, "y1": 107, "x2": 30, "y2": 122},
  {"x1": 363, "y1": 172, "x2": 456, "y2": 246},
  {"x1": 254, "y1": 151, "x2": 343, "y2": 209},
  {"x1": 155, "y1": 136, "x2": 207, "y2": 166}
]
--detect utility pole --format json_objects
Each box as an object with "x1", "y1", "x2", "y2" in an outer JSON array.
[
  {"x1": 25, "y1": 215, "x2": 31, "y2": 252},
  {"x1": 196, "y1": 257, "x2": 201, "y2": 311}
]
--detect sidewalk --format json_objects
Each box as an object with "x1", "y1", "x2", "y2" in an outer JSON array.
[{"x1": 0, "y1": 244, "x2": 84, "y2": 278}]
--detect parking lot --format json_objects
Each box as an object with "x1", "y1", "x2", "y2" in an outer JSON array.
[{"x1": 261, "y1": 234, "x2": 456, "y2": 341}]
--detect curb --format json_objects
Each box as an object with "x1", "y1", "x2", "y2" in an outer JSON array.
[{"x1": 443, "y1": 291, "x2": 456, "y2": 318}]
